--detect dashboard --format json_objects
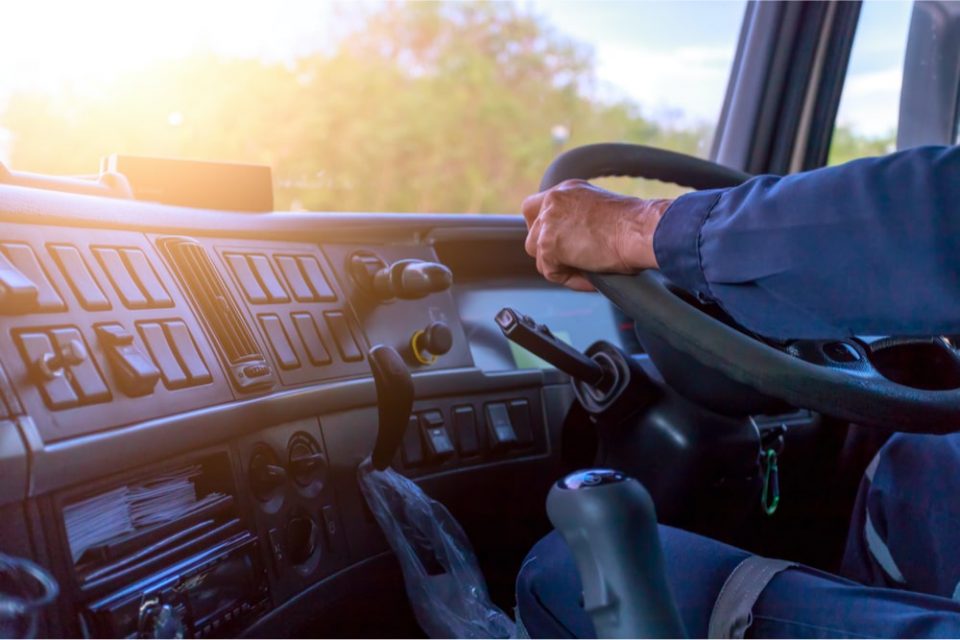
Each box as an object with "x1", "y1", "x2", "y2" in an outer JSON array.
[{"x1": 0, "y1": 180, "x2": 597, "y2": 638}]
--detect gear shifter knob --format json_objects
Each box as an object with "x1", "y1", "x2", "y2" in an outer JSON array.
[{"x1": 546, "y1": 470, "x2": 685, "y2": 639}]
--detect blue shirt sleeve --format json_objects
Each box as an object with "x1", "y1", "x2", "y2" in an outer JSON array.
[{"x1": 653, "y1": 145, "x2": 960, "y2": 339}]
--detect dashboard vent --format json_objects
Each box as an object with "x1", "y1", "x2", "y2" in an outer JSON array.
[{"x1": 159, "y1": 237, "x2": 274, "y2": 391}]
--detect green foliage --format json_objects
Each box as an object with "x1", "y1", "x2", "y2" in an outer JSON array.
[
  {"x1": 0, "y1": 2, "x2": 893, "y2": 212},
  {"x1": 828, "y1": 124, "x2": 895, "y2": 166}
]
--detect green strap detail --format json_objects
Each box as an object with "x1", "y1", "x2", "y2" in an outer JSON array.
[{"x1": 760, "y1": 448, "x2": 780, "y2": 516}]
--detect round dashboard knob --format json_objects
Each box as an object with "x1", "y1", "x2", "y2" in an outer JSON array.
[{"x1": 410, "y1": 321, "x2": 453, "y2": 365}]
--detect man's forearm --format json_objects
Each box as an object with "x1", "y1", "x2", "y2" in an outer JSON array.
[{"x1": 654, "y1": 145, "x2": 960, "y2": 339}]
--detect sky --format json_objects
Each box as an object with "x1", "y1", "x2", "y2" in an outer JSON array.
[{"x1": 0, "y1": 0, "x2": 913, "y2": 156}]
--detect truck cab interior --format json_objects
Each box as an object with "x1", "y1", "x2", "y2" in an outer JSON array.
[{"x1": 2, "y1": 0, "x2": 960, "y2": 637}]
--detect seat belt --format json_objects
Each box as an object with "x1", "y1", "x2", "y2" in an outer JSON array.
[{"x1": 707, "y1": 555, "x2": 797, "y2": 639}]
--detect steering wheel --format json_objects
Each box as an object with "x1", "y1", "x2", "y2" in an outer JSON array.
[{"x1": 541, "y1": 143, "x2": 960, "y2": 433}]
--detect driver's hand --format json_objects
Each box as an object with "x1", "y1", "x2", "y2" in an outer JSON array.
[{"x1": 521, "y1": 179, "x2": 672, "y2": 291}]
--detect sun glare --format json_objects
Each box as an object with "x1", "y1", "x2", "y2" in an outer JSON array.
[{"x1": 0, "y1": 1, "x2": 333, "y2": 97}]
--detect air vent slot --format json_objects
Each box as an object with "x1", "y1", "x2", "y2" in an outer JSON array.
[{"x1": 159, "y1": 237, "x2": 274, "y2": 391}]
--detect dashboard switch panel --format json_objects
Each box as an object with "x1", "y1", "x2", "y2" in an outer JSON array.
[
  {"x1": 323, "y1": 311, "x2": 362, "y2": 362},
  {"x1": 15, "y1": 327, "x2": 110, "y2": 409},
  {"x1": 48, "y1": 244, "x2": 110, "y2": 311},
  {"x1": 16, "y1": 331, "x2": 80, "y2": 409},
  {"x1": 95, "y1": 246, "x2": 176, "y2": 309},
  {"x1": 452, "y1": 406, "x2": 479, "y2": 455},
  {"x1": 94, "y1": 247, "x2": 148, "y2": 308},
  {"x1": 137, "y1": 321, "x2": 212, "y2": 389},
  {"x1": 295, "y1": 256, "x2": 336, "y2": 301},
  {"x1": 275, "y1": 255, "x2": 336, "y2": 303},
  {"x1": 485, "y1": 403, "x2": 519, "y2": 450},
  {"x1": 1, "y1": 242, "x2": 64, "y2": 313},
  {"x1": 275, "y1": 256, "x2": 314, "y2": 302},
  {"x1": 0, "y1": 250, "x2": 39, "y2": 314},
  {"x1": 249, "y1": 255, "x2": 290, "y2": 303},
  {"x1": 139, "y1": 322, "x2": 190, "y2": 388},
  {"x1": 401, "y1": 415, "x2": 424, "y2": 466},
  {"x1": 95, "y1": 323, "x2": 161, "y2": 397},
  {"x1": 164, "y1": 321, "x2": 213, "y2": 385},
  {"x1": 508, "y1": 399, "x2": 534, "y2": 444},
  {"x1": 226, "y1": 253, "x2": 290, "y2": 304},
  {"x1": 290, "y1": 313, "x2": 331, "y2": 366},
  {"x1": 49, "y1": 327, "x2": 111, "y2": 404},
  {"x1": 0, "y1": 360, "x2": 21, "y2": 418},
  {"x1": 121, "y1": 248, "x2": 173, "y2": 307},
  {"x1": 225, "y1": 253, "x2": 269, "y2": 303},
  {"x1": 420, "y1": 410, "x2": 454, "y2": 461},
  {"x1": 259, "y1": 314, "x2": 300, "y2": 370}
]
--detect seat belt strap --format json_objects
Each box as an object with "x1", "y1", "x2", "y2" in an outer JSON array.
[{"x1": 707, "y1": 555, "x2": 797, "y2": 639}]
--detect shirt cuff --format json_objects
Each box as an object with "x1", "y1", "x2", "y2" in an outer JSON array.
[{"x1": 652, "y1": 188, "x2": 725, "y2": 300}]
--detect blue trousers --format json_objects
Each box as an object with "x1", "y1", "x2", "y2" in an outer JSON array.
[{"x1": 516, "y1": 434, "x2": 960, "y2": 638}]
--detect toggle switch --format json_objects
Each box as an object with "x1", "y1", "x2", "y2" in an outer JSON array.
[{"x1": 95, "y1": 323, "x2": 160, "y2": 397}]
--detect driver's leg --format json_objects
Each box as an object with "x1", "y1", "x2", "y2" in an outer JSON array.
[
  {"x1": 517, "y1": 525, "x2": 960, "y2": 638},
  {"x1": 841, "y1": 432, "x2": 960, "y2": 599}
]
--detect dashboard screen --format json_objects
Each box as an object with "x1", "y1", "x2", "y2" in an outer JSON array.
[{"x1": 456, "y1": 285, "x2": 634, "y2": 372}]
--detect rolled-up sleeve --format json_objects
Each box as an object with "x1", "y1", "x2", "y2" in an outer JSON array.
[{"x1": 652, "y1": 145, "x2": 960, "y2": 339}]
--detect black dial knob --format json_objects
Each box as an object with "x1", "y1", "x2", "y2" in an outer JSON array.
[
  {"x1": 411, "y1": 321, "x2": 453, "y2": 365},
  {"x1": 249, "y1": 445, "x2": 286, "y2": 502},
  {"x1": 288, "y1": 433, "x2": 327, "y2": 490}
]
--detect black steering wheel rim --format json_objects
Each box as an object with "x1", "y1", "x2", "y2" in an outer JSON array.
[{"x1": 540, "y1": 143, "x2": 960, "y2": 433}]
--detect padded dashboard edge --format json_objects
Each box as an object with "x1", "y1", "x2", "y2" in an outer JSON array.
[{"x1": 0, "y1": 184, "x2": 527, "y2": 242}]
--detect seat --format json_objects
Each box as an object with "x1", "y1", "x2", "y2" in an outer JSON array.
[{"x1": 517, "y1": 526, "x2": 960, "y2": 638}]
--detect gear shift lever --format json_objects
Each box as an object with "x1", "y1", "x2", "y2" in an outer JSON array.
[
  {"x1": 369, "y1": 344, "x2": 414, "y2": 470},
  {"x1": 547, "y1": 469, "x2": 685, "y2": 639}
]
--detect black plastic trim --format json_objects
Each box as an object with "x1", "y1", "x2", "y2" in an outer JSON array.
[{"x1": 15, "y1": 367, "x2": 545, "y2": 499}]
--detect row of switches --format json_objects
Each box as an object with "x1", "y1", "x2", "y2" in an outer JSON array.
[
  {"x1": 14, "y1": 321, "x2": 212, "y2": 410},
  {"x1": 0, "y1": 243, "x2": 65, "y2": 314},
  {"x1": 225, "y1": 252, "x2": 336, "y2": 305},
  {"x1": 0, "y1": 242, "x2": 175, "y2": 315},
  {"x1": 15, "y1": 328, "x2": 110, "y2": 410},
  {"x1": 401, "y1": 400, "x2": 535, "y2": 467}
]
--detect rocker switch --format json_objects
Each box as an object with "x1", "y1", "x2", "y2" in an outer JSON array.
[
  {"x1": 420, "y1": 410, "x2": 454, "y2": 461},
  {"x1": 95, "y1": 323, "x2": 160, "y2": 397},
  {"x1": 485, "y1": 403, "x2": 518, "y2": 450}
]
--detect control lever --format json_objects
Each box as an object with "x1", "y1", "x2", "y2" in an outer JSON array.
[
  {"x1": 547, "y1": 469, "x2": 685, "y2": 639},
  {"x1": 496, "y1": 308, "x2": 607, "y2": 386},
  {"x1": 375, "y1": 259, "x2": 453, "y2": 301},
  {"x1": 369, "y1": 344, "x2": 415, "y2": 470}
]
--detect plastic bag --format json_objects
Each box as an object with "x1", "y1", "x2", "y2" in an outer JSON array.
[{"x1": 357, "y1": 458, "x2": 515, "y2": 639}]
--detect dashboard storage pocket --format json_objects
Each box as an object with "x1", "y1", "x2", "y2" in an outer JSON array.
[{"x1": 357, "y1": 458, "x2": 515, "y2": 639}]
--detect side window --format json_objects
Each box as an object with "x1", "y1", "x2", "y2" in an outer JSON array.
[{"x1": 828, "y1": 1, "x2": 913, "y2": 165}]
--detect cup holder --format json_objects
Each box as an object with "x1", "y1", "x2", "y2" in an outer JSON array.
[
  {"x1": 285, "y1": 509, "x2": 322, "y2": 574},
  {"x1": 867, "y1": 338, "x2": 960, "y2": 390}
]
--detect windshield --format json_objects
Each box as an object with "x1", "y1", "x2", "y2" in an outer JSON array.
[{"x1": 0, "y1": 1, "x2": 750, "y2": 212}]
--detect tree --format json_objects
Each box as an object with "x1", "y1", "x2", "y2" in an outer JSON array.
[{"x1": 2, "y1": 2, "x2": 893, "y2": 213}]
